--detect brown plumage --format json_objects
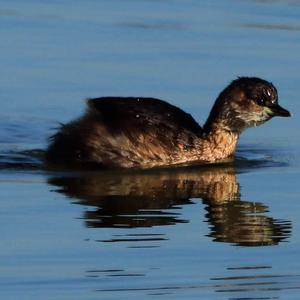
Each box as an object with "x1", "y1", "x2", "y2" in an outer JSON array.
[{"x1": 46, "y1": 77, "x2": 290, "y2": 169}]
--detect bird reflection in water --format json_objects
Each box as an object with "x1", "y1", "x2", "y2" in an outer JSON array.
[{"x1": 48, "y1": 165, "x2": 291, "y2": 247}]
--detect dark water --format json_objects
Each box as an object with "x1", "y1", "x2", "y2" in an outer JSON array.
[{"x1": 1, "y1": 0, "x2": 300, "y2": 299}]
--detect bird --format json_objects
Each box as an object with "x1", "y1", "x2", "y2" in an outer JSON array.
[{"x1": 46, "y1": 77, "x2": 290, "y2": 169}]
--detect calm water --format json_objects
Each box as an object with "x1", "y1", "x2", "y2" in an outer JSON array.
[{"x1": 1, "y1": 0, "x2": 300, "y2": 299}]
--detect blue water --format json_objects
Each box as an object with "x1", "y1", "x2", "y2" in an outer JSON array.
[{"x1": 1, "y1": 0, "x2": 300, "y2": 299}]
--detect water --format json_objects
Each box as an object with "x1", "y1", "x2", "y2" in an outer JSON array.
[{"x1": 1, "y1": 0, "x2": 300, "y2": 299}]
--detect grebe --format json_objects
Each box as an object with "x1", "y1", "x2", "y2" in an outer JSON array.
[{"x1": 46, "y1": 77, "x2": 290, "y2": 169}]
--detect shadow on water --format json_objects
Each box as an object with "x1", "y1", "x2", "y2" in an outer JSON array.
[{"x1": 47, "y1": 159, "x2": 291, "y2": 247}]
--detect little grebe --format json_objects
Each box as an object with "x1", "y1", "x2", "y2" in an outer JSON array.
[{"x1": 46, "y1": 77, "x2": 290, "y2": 169}]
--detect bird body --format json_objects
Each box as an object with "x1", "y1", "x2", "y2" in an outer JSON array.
[{"x1": 46, "y1": 77, "x2": 290, "y2": 169}]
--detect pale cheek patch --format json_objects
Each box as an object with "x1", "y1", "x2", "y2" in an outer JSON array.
[
  {"x1": 237, "y1": 109, "x2": 270, "y2": 128},
  {"x1": 264, "y1": 107, "x2": 274, "y2": 115}
]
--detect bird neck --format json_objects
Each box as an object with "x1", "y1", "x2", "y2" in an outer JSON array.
[{"x1": 196, "y1": 128, "x2": 239, "y2": 162}]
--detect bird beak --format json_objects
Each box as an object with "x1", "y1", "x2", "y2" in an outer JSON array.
[{"x1": 265, "y1": 104, "x2": 291, "y2": 117}]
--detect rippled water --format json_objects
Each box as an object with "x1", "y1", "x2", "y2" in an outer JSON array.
[{"x1": 1, "y1": 0, "x2": 300, "y2": 299}]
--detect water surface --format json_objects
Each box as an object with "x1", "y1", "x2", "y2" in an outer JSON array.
[{"x1": 1, "y1": 0, "x2": 300, "y2": 299}]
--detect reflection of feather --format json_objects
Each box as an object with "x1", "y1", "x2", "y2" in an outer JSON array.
[{"x1": 49, "y1": 167, "x2": 291, "y2": 246}]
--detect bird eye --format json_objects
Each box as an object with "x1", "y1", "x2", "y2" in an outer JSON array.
[
  {"x1": 257, "y1": 98, "x2": 265, "y2": 105},
  {"x1": 257, "y1": 96, "x2": 276, "y2": 107}
]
